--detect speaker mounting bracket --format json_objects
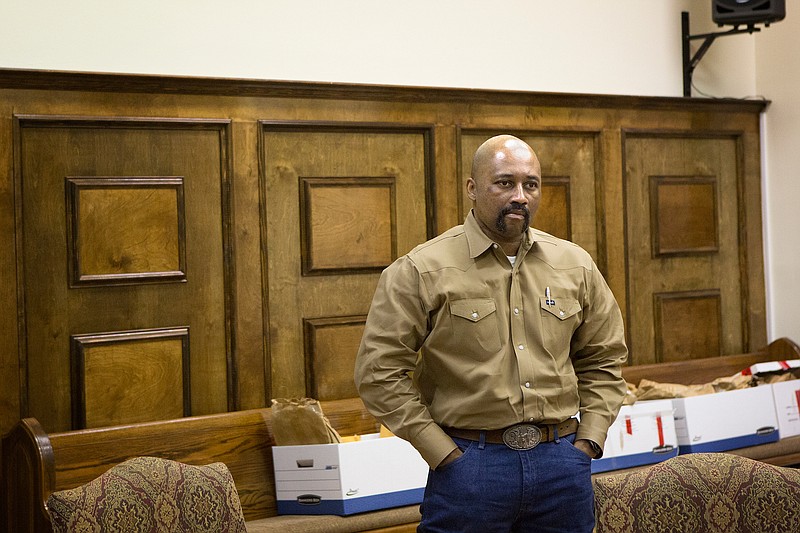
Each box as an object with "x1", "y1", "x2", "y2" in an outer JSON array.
[{"x1": 682, "y1": 11, "x2": 761, "y2": 97}]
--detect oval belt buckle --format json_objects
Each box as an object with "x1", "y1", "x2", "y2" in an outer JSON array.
[{"x1": 502, "y1": 424, "x2": 542, "y2": 450}]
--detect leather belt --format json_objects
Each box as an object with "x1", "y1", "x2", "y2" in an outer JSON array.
[{"x1": 443, "y1": 418, "x2": 579, "y2": 451}]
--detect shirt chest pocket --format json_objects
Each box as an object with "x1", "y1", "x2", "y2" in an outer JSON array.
[
  {"x1": 539, "y1": 296, "x2": 583, "y2": 357},
  {"x1": 449, "y1": 298, "x2": 502, "y2": 360},
  {"x1": 539, "y1": 297, "x2": 582, "y2": 321}
]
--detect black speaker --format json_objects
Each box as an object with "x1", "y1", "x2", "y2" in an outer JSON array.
[{"x1": 712, "y1": 0, "x2": 785, "y2": 26}]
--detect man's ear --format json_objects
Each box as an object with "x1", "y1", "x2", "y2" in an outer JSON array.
[{"x1": 466, "y1": 178, "x2": 476, "y2": 201}]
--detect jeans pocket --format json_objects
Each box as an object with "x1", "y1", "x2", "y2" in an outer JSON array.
[
  {"x1": 436, "y1": 438, "x2": 474, "y2": 472},
  {"x1": 564, "y1": 437, "x2": 593, "y2": 463}
]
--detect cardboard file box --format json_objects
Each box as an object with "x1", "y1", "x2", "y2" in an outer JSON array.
[
  {"x1": 672, "y1": 385, "x2": 779, "y2": 454},
  {"x1": 743, "y1": 359, "x2": 800, "y2": 376},
  {"x1": 591, "y1": 399, "x2": 678, "y2": 474},
  {"x1": 272, "y1": 434, "x2": 429, "y2": 515},
  {"x1": 771, "y1": 380, "x2": 800, "y2": 439}
]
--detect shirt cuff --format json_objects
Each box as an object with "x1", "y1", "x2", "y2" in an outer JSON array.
[
  {"x1": 585, "y1": 439, "x2": 603, "y2": 458},
  {"x1": 410, "y1": 422, "x2": 459, "y2": 469},
  {"x1": 575, "y1": 418, "x2": 610, "y2": 458}
]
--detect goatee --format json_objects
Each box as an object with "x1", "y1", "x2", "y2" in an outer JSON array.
[{"x1": 495, "y1": 203, "x2": 530, "y2": 234}]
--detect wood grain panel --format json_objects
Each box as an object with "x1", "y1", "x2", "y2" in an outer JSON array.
[
  {"x1": 261, "y1": 123, "x2": 432, "y2": 399},
  {"x1": 303, "y1": 316, "x2": 366, "y2": 400},
  {"x1": 624, "y1": 134, "x2": 742, "y2": 365},
  {"x1": 458, "y1": 130, "x2": 600, "y2": 263},
  {"x1": 66, "y1": 177, "x2": 186, "y2": 286},
  {"x1": 536, "y1": 177, "x2": 572, "y2": 241},
  {"x1": 0, "y1": 70, "x2": 767, "y2": 436},
  {"x1": 71, "y1": 328, "x2": 190, "y2": 428},
  {"x1": 17, "y1": 116, "x2": 231, "y2": 431},
  {"x1": 654, "y1": 291, "x2": 722, "y2": 363},
  {"x1": 300, "y1": 177, "x2": 396, "y2": 274},
  {"x1": 650, "y1": 176, "x2": 718, "y2": 256}
]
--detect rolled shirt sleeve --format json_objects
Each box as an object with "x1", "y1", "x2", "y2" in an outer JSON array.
[
  {"x1": 570, "y1": 263, "x2": 628, "y2": 454},
  {"x1": 354, "y1": 256, "x2": 457, "y2": 468}
]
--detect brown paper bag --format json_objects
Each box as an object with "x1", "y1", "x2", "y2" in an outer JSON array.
[
  {"x1": 709, "y1": 373, "x2": 754, "y2": 392},
  {"x1": 271, "y1": 398, "x2": 342, "y2": 446},
  {"x1": 631, "y1": 372, "x2": 756, "y2": 401},
  {"x1": 633, "y1": 378, "x2": 716, "y2": 400}
]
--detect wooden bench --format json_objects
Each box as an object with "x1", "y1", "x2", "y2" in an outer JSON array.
[
  {"x1": 3, "y1": 337, "x2": 799, "y2": 532},
  {"x1": 1, "y1": 397, "x2": 420, "y2": 533}
]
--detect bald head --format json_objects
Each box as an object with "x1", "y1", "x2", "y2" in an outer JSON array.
[{"x1": 471, "y1": 135, "x2": 537, "y2": 181}]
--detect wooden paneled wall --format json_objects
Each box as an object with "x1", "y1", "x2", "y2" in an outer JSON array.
[{"x1": 0, "y1": 70, "x2": 768, "y2": 434}]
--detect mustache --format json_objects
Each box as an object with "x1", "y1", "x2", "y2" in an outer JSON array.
[{"x1": 500, "y1": 203, "x2": 530, "y2": 218}]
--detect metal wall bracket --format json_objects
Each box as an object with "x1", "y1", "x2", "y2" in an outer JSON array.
[{"x1": 682, "y1": 11, "x2": 761, "y2": 97}]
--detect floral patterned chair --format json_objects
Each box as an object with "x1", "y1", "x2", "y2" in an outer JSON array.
[
  {"x1": 46, "y1": 456, "x2": 247, "y2": 532},
  {"x1": 593, "y1": 452, "x2": 800, "y2": 533}
]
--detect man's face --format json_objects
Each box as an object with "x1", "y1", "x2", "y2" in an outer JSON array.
[{"x1": 467, "y1": 140, "x2": 541, "y2": 245}]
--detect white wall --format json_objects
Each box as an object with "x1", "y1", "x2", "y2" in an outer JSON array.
[
  {"x1": 755, "y1": 12, "x2": 800, "y2": 344},
  {"x1": 1, "y1": 0, "x2": 797, "y2": 344},
  {"x1": 1, "y1": 0, "x2": 694, "y2": 95}
]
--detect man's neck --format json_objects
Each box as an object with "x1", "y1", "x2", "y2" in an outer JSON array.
[
  {"x1": 473, "y1": 217, "x2": 524, "y2": 256},
  {"x1": 498, "y1": 241, "x2": 521, "y2": 256}
]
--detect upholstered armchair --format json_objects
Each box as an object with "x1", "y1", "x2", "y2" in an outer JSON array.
[
  {"x1": 46, "y1": 456, "x2": 247, "y2": 532},
  {"x1": 593, "y1": 452, "x2": 800, "y2": 533}
]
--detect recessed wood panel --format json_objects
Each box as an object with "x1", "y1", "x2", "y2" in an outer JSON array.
[
  {"x1": 300, "y1": 177, "x2": 396, "y2": 274},
  {"x1": 71, "y1": 327, "x2": 190, "y2": 428},
  {"x1": 650, "y1": 176, "x2": 718, "y2": 256},
  {"x1": 654, "y1": 291, "x2": 721, "y2": 363},
  {"x1": 536, "y1": 177, "x2": 572, "y2": 240},
  {"x1": 66, "y1": 177, "x2": 186, "y2": 286},
  {"x1": 303, "y1": 316, "x2": 366, "y2": 400}
]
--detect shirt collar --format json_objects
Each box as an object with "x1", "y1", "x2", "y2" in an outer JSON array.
[{"x1": 464, "y1": 210, "x2": 535, "y2": 259}]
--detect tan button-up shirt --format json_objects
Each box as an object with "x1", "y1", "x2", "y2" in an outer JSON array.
[{"x1": 355, "y1": 211, "x2": 628, "y2": 468}]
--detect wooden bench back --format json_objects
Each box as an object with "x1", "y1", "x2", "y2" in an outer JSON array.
[
  {"x1": 1, "y1": 396, "x2": 380, "y2": 531},
  {"x1": 621, "y1": 337, "x2": 800, "y2": 386},
  {"x1": 49, "y1": 408, "x2": 276, "y2": 521}
]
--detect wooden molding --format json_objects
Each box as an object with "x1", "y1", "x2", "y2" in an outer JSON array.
[{"x1": 0, "y1": 68, "x2": 770, "y2": 113}]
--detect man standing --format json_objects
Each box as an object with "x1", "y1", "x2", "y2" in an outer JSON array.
[{"x1": 355, "y1": 135, "x2": 627, "y2": 532}]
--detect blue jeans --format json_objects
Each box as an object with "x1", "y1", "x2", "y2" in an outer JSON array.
[{"x1": 418, "y1": 434, "x2": 594, "y2": 533}]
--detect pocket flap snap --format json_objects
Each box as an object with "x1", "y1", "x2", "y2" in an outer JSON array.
[{"x1": 450, "y1": 298, "x2": 497, "y2": 322}]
